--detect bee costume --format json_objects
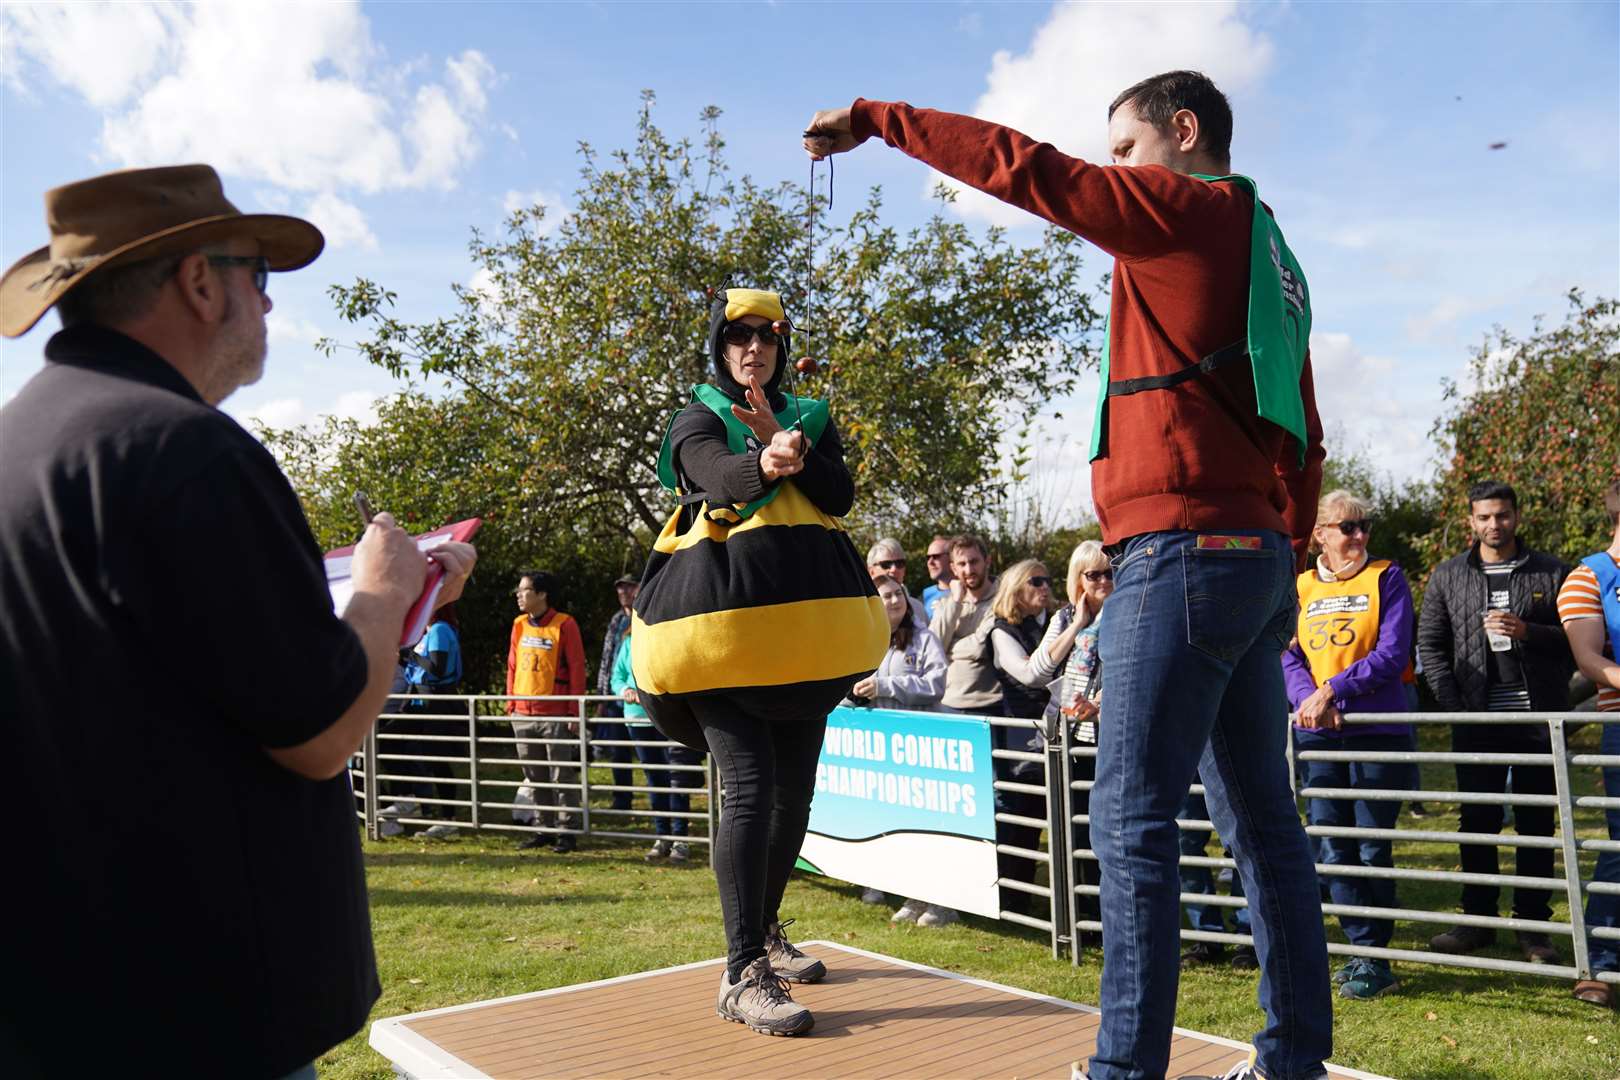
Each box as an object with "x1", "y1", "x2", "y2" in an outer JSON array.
[{"x1": 630, "y1": 286, "x2": 886, "y2": 1024}]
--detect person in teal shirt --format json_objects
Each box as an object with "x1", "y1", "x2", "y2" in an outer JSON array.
[{"x1": 611, "y1": 632, "x2": 696, "y2": 862}]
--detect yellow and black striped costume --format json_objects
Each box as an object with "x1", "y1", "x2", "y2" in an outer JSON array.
[{"x1": 632, "y1": 380, "x2": 888, "y2": 749}]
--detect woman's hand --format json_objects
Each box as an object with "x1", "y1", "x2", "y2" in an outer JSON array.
[
  {"x1": 622, "y1": 688, "x2": 639, "y2": 704},
  {"x1": 851, "y1": 675, "x2": 877, "y2": 699},
  {"x1": 730, "y1": 373, "x2": 785, "y2": 444},
  {"x1": 1296, "y1": 684, "x2": 1342, "y2": 731},
  {"x1": 760, "y1": 430, "x2": 806, "y2": 481}
]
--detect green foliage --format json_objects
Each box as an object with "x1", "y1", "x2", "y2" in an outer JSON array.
[
  {"x1": 261, "y1": 93, "x2": 1100, "y2": 685},
  {"x1": 1319, "y1": 437, "x2": 1441, "y2": 598},
  {"x1": 1416, "y1": 290, "x2": 1620, "y2": 576}
]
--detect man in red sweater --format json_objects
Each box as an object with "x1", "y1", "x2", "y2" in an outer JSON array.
[{"x1": 807, "y1": 72, "x2": 1330, "y2": 1080}]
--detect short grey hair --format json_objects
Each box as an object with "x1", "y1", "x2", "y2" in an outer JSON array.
[
  {"x1": 55, "y1": 255, "x2": 182, "y2": 329},
  {"x1": 866, "y1": 537, "x2": 905, "y2": 566}
]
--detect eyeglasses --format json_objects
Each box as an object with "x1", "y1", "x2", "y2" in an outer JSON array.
[
  {"x1": 207, "y1": 255, "x2": 270, "y2": 295},
  {"x1": 721, "y1": 322, "x2": 782, "y2": 348},
  {"x1": 875, "y1": 558, "x2": 906, "y2": 570},
  {"x1": 1028, "y1": 576, "x2": 1051, "y2": 588},
  {"x1": 1325, "y1": 519, "x2": 1373, "y2": 536},
  {"x1": 1082, "y1": 569, "x2": 1115, "y2": 583},
  {"x1": 925, "y1": 551, "x2": 950, "y2": 561}
]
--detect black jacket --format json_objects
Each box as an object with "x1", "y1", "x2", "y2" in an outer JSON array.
[{"x1": 1417, "y1": 543, "x2": 1573, "y2": 714}]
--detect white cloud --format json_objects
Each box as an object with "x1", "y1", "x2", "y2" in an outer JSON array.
[
  {"x1": 235, "y1": 389, "x2": 381, "y2": 433},
  {"x1": 501, "y1": 188, "x2": 569, "y2": 235},
  {"x1": 3, "y1": 3, "x2": 500, "y2": 231},
  {"x1": 1309, "y1": 330, "x2": 1438, "y2": 480},
  {"x1": 265, "y1": 311, "x2": 326, "y2": 348},
  {"x1": 936, "y1": 0, "x2": 1274, "y2": 227},
  {"x1": 303, "y1": 191, "x2": 379, "y2": 252}
]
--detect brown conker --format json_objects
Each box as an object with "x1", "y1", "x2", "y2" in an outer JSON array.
[{"x1": 795, "y1": 356, "x2": 820, "y2": 375}]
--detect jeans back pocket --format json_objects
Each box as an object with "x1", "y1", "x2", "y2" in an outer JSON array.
[{"x1": 1183, "y1": 546, "x2": 1286, "y2": 663}]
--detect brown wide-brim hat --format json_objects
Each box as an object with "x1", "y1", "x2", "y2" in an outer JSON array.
[{"x1": 0, "y1": 164, "x2": 324, "y2": 339}]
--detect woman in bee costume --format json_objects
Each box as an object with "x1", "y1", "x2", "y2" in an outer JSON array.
[{"x1": 632, "y1": 287, "x2": 888, "y2": 1037}]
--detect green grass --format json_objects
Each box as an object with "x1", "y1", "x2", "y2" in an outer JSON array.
[{"x1": 326, "y1": 728, "x2": 1619, "y2": 1080}]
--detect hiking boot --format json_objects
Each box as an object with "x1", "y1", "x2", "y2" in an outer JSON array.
[
  {"x1": 517, "y1": 832, "x2": 548, "y2": 850},
  {"x1": 645, "y1": 838, "x2": 670, "y2": 862},
  {"x1": 891, "y1": 898, "x2": 926, "y2": 923},
  {"x1": 1180, "y1": 942, "x2": 1225, "y2": 968},
  {"x1": 717, "y1": 957, "x2": 813, "y2": 1036},
  {"x1": 765, "y1": 920, "x2": 827, "y2": 983},
  {"x1": 1516, "y1": 931, "x2": 1558, "y2": 964},
  {"x1": 550, "y1": 834, "x2": 577, "y2": 854},
  {"x1": 1574, "y1": 979, "x2": 1614, "y2": 1008},
  {"x1": 1229, "y1": 945, "x2": 1258, "y2": 971},
  {"x1": 668, "y1": 840, "x2": 690, "y2": 863},
  {"x1": 421, "y1": 823, "x2": 459, "y2": 840},
  {"x1": 917, "y1": 904, "x2": 959, "y2": 928},
  {"x1": 860, "y1": 887, "x2": 886, "y2": 904},
  {"x1": 1430, "y1": 924, "x2": 1495, "y2": 954},
  {"x1": 1338, "y1": 958, "x2": 1398, "y2": 999}
]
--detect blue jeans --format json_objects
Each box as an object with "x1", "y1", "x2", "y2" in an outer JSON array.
[
  {"x1": 1090, "y1": 530, "x2": 1330, "y2": 1080},
  {"x1": 1180, "y1": 780, "x2": 1251, "y2": 934},
  {"x1": 1295, "y1": 729, "x2": 1417, "y2": 949},
  {"x1": 628, "y1": 722, "x2": 697, "y2": 836},
  {"x1": 1586, "y1": 720, "x2": 1620, "y2": 975},
  {"x1": 272, "y1": 1065, "x2": 316, "y2": 1080}
]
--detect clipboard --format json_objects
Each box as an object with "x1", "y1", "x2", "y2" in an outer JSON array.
[{"x1": 325, "y1": 517, "x2": 481, "y2": 646}]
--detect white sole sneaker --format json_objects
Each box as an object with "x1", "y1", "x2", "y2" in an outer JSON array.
[{"x1": 917, "y1": 904, "x2": 959, "y2": 928}]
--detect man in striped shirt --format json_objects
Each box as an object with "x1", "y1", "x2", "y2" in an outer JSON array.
[{"x1": 1560, "y1": 478, "x2": 1620, "y2": 1007}]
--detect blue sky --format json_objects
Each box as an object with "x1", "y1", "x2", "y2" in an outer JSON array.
[{"x1": 3, "y1": 1, "x2": 1616, "y2": 520}]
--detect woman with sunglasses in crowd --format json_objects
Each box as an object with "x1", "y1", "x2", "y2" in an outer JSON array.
[
  {"x1": 982, "y1": 558, "x2": 1057, "y2": 916},
  {"x1": 1027, "y1": 541, "x2": 1114, "y2": 946},
  {"x1": 631, "y1": 287, "x2": 886, "y2": 1039},
  {"x1": 1282, "y1": 489, "x2": 1419, "y2": 1001}
]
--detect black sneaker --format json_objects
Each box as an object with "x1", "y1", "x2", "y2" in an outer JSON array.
[
  {"x1": 1430, "y1": 924, "x2": 1495, "y2": 954},
  {"x1": 1229, "y1": 945, "x2": 1258, "y2": 971},
  {"x1": 765, "y1": 919, "x2": 827, "y2": 983},
  {"x1": 1516, "y1": 931, "x2": 1559, "y2": 964},
  {"x1": 517, "y1": 833, "x2": 547, "y2": 851},
  {"x1": 550, "y1": 834, "x2": 577, "y2": 854},
  {"x1": 1180, "y1": 942, "x2": 1225, "y2": 968}
]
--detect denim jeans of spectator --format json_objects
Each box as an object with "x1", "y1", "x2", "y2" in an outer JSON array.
[
  {"x1": 629, "y1": 722, "x2": 699, "y2": 837},
  {"x1": 272, "y1": 1064, "x2": 316, "y2": 1080},
  {"x1": 1089, "y1": 530, "x2": 1330, "y2": 1080},
  {"x1": 593, "y1": 702, "x2": 638, "y2": 810},
  {"x1": 1073, "y1": 748, "x2": 1101, "y2": 931},
  {"x1": 1586, "y1": 720, "x2": 1620, "y2": 975},
  {"x1": 1179, "y1": 782, "x2": 1251, "y2": 935},
  {"x1": 1295, "y1": 729, "x2": 1418, "y2": 949},
  {"x1": 1452, "y1": 725, "x2": 1556, "y2": 920}
]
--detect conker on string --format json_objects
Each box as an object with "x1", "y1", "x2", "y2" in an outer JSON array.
[
  {"x1": 795, "y1": 356, "x2": 820, "y2": 375},
  {"x1": 771, "y1": 320, "x2": 790, "y2": 336}
]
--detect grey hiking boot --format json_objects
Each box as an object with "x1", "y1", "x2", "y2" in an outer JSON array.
[
  {"x1": 765, "y1": 919, "x2": 827, "y2": 983},
  {"x1": 716, "y1": 957, "x2": 814, "y2": 1036}
]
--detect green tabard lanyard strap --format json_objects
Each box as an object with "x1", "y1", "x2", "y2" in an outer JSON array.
[
  {"x1": 1088, "y1": 174, "x2": 1311, "y2": 466},
  {"x1": 656, "y1": 383, "x2": 831, "y2": 520}
]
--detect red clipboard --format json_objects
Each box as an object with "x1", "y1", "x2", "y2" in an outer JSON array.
[{"x1": 325, "y1": 517, "x2": 481, "y2": 647}]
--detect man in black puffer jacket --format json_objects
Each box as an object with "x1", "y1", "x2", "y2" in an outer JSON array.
[{"x1": 1417, "y1": 481, "x2": 1572, "y2": 963}]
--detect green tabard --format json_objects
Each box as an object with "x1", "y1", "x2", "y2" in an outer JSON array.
[{"x1": 656, "y1": 383, "x2": 830, "y2": 520}]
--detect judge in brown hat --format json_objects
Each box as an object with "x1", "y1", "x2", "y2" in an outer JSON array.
[{"x1": 0, "y1": 165, "x2": 477, "y2": 1078}]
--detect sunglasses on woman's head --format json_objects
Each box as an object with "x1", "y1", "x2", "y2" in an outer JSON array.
[
  {"x1": 1328, "y1": 519, "x2": 1373, "y2": 536},
  {"x1": 1082, "y1": 569, "x2": 1114, "y2": 583},
  {"x1": 721, "y1": 322, "x2": 782, "y2": 348},
  {"x1": 1028, "y1": 576, "x2": 1051, "y2": 588}
]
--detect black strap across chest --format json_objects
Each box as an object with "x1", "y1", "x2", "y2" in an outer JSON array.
[{"x1": 1106, "y1": 339, "x2": 1248, "y2": 398}]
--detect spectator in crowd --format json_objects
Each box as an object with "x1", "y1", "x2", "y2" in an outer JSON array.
[
  {"x1": 1419, "y1": 480, "x2": 1573, "y2": 962},
  {"x1": 984, "y1": 558, "x2": 1055, "y2": 918},
  {"x1": 594, "y1": 575, "x2": 640, "y2": 814},
  {"x1": 930, "y1": 534, "x2": 1002, "y2": 715},
  {"x1": 508, "y1": 570, "x2": 588, "y2": 853},
  {"x1": 379, "y1": 602, "x2": 465, "y2": 839},
  {"x1": 611, "y1": 625, "x2": 695, "y2": 863},
  {"x1": 867, "y1": 537, "x2": 928, "y2": 627},
  {"x1": 1177, "y1": 776, "x2": 1254, "y2": 971},
  {"x1": 1030, "y1": 540, "x2": 1114, "y2": 948},
  {"x1": 0, "y1": 164, "x2": 476, "y2": 1076},
  {"x1": 847, "y1": 573, "x2": 950, "y2": 921},
  {"x1": 1561, "y1": 478, "x2": 1620, "y2": 1007},
  {"x1": 1283, "y1": 490, "x2": 1420, "y2": 998},
  {"x1": 921, "y1": 534, "x2": 956, "y2": 620}
]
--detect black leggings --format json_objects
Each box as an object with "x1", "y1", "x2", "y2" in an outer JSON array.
[{"x1": 691, "y1": 694, "x2": 829, "y2": 980}]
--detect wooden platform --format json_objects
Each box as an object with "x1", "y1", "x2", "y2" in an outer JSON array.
[{"x1": 370, "y1": 942, "x2": 1389, "y2": 1079}]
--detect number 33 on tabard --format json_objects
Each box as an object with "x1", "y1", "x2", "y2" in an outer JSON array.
[{"x1": 1305, "y1": 615, "x2": 1357, "y2": 651}]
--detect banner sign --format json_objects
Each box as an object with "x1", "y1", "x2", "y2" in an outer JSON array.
[{"x1": 797, "y1": 705, "x2": 1001, "y2": 918}]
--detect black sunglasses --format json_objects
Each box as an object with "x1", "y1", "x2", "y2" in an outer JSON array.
[
  {"x1": 721, "y1": 322, "x2": 782, "y2": 348},
  {"x1": 1082, "y1": 569, "x2": 1115, "y2": 582},
  {"x1": 208, "y1": 255, "x2": 270, "y2": 295},
  {"x1": 875, "y1": 558, "x2": 905, "y2": 570},
  {"x1": 1028, "y1": 576, "x2": 1052, "y2": 588},
  {"x1": 1327, "y1": 518, "x2": 1373, "y2": 536},
  {"x1": 925, "y1": 551, "x2": 950, "y2": 560}
]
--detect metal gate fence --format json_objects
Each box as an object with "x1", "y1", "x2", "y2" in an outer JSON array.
[{"x1": 349, "y1": 697, "x2": 1617, "y2": 985}]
